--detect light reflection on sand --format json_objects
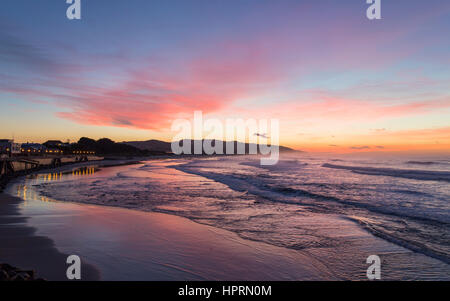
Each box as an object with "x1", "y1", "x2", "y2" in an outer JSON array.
[
  {"x1": 7, "y1": 184, "x2": 330, "y2": 280},
  {"x1": 6, "y1": 158, "x2": 450, "y2": 280}
]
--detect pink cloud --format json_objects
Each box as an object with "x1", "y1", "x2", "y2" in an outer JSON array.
[
  {"x1": 233, "y1": 92, "x2": 450, "y2": 124},
  {"x1": 3, "y1": 6, "x2": 449, "y2": 134},
  {"x1": 51, "y1": 40, "x2": 290, "y2": 129},
  {"x1": 56, "y1": 81, "x2": 228, "y2": 130}
]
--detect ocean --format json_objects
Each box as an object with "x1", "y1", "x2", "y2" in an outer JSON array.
[{"x1": 7, "y1": 153, "x2": 450, "y2": 280}]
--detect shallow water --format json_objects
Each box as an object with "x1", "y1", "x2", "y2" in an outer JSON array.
[{"x1": 6, "y1": 153, "x2": 450, "y2": 280}]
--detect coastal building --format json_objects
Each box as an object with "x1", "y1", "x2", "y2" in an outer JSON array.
[
  {"x1": 0, "y1": 139, "x2": 22, "y2": 156},
  {"x1": 43, "y1": 140, "x2": 70, "y2": 148},
  {"x1": 20, "y1": 143, "x2": 46, "y2": 155},
  {"x1": 44, "y1": 148, "x2": 64, "y2": 155}
]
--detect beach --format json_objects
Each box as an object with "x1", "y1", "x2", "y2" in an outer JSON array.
[
  {"x1": 1, "y1": 155, "x2": 449, "y2": 280},
  {"x1": 2, "y1": 0, "x2": 449, "y2": 287},
  {"x1": 0, "y1": 192, "x2": 330, "y2": 281},
  {"x1": 0, "y1": 193, "x2": 100, "y2": 280},
  {"x1": 0, "y1": 159, "x2": 329, "y2": 280}
]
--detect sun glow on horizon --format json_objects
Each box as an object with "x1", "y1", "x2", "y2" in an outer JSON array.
[{"x1": 0, "y1": 1, "x2": 449, "y2": 154}]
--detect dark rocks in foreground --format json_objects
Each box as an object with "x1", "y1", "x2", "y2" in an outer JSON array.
[{"x1": 0, "y1": 263, "x2": 45, "y2": 281}]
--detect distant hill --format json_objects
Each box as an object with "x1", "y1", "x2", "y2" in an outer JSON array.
[
  {"x1": 123, "y1": 139, "x2": 300, "y2": 154},
  {"x1": 122, "y1": 140, "x2": 172, "y2": 153}
]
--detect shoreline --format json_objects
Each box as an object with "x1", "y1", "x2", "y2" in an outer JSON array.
[
  {"x1": 0, "y1": 153, "x2": 260, "y2": 193},
  {"x1": 2, "y1": 157, "x2": 449, "y2": 280},
  {"x1": 0, "y1": 192, "x2": 330, "y2": 281},
  {"x1": 0, "y1": 156, "x2": 169, "y2": 280},
  {"x1": 0, "y1": 156, "x2": 161, "y2": 193},
  {"x1": 0, "y1": 193, "x2": 100, "y2": 280},
  {"x1": 1, "y1": 157, "x2": 328, "y2": 280}
]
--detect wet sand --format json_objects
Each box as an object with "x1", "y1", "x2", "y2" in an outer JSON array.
[
  {"x1": 0, "y1": 193, "x2": 100, "y2": 280},
  {"x1": 0, "y1": 192, "x2": 333, "y2": 280},
  {"x1": 3, "y1": 159, "x2": 449, "y2": 280}
]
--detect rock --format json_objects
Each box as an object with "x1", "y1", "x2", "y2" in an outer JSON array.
[
  {"x1": 23, "y1": 270, "x2": 35, "y2": 278},
  {"x1": 0, "y1": 263, "x2": 15, "y2": 272},
  {"x1": 10, "y1": 273, "x2": 26, "y2": 281},
  {"x1": 0, "y1": 263, "x2": 43, "y2": 281},
  {"x1": 0, "y1": 270, "x2": 9, "y2": 281}
]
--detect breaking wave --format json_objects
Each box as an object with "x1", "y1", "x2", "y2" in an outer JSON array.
[{"x1": 322, "y1": 163, "x2": 450, "y2": 182}]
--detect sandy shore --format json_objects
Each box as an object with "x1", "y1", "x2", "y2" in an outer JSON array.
[
  {"x1": 4, "y1": 158, "x2": 448, "y2": 280},
  {"x1": 0, "y1": 193, "x2": 100, "y2": 280},
  {"x1": 0, "y1": 158, "x2": 146, "y2": 280},
  {"x1": 0, "y1": 155, "x2": 327, "y2": 280},
  {"x1": 0, "y1": 192, "x2": 330, "y2": 281}
]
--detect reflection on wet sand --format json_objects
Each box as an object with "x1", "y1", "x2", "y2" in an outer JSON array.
[
  {"x1": 7, "y1": 158, "x2": 450, "y2": 280},
  {"x1": 15, "y1": 167, "x2": 97, "y2": 203}
]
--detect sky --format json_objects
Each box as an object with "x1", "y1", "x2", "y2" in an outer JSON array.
[{"x1": 0, "y1": 0, "x2": 449, "y2": 153}]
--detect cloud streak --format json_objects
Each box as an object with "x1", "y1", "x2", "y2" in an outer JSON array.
[{"x1": 1, "y1": 1, "x2": 449, "y2": 153}]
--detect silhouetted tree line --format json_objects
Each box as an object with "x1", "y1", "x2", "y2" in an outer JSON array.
[{"x1": 56, "y1": 137, "x2": 159, "y2": 156}]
